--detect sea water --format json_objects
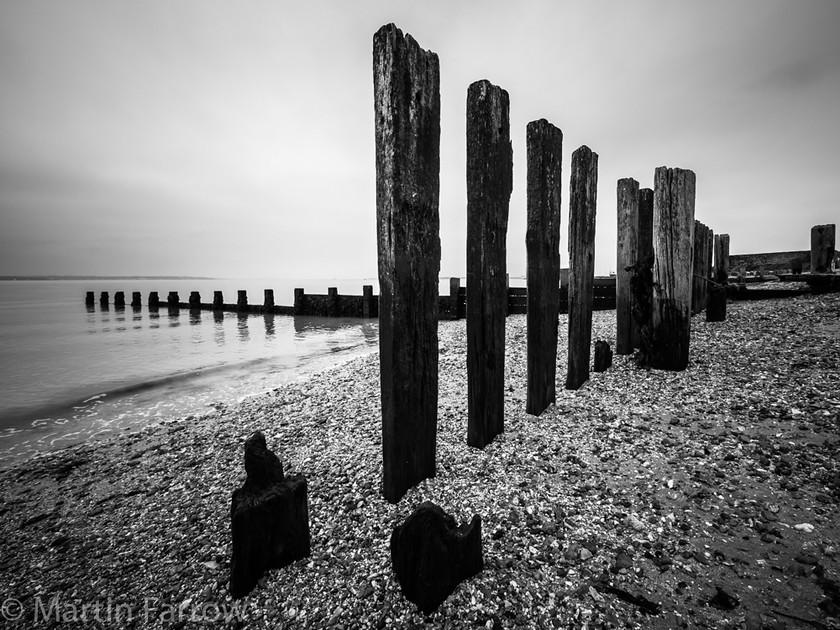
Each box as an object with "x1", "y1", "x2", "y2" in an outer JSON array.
[{"x1": 0, "y1": 278, "x2": 382, "y2": 469}]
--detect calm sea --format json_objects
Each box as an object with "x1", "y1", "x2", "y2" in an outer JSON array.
[{"x1": 0, "y1": 278, "x2": 385, "y2": 469}]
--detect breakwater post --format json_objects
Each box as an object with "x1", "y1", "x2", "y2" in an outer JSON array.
[
  {"x1": 566, "y1": 145, "x2": 598, "y2": 390},
  {"x1": 525, "y1": 118, "x2": 562, "y2": 416},
  {"x1": 213, "y1": 291, "x2": 224, "y2": 310},
  {"x1": 100, "y1": 291, "x2": 109, "y2": 308},
  {"x1": 707, "y1": 232, "x2": 729, "y2": 321},
  {"x1": 651, "y1": 166, "x2": 696, "y2": 370},
  {"x1": 327, "y1": 287, "x2": 339, "y2": 317},
  {"x1": 149, "y1": 292, "x2": 160, "y2": 310},
  {"x1": 635, "y1": 188, "x2": 654, "y2": 349},
  {"x1": 466, "y1": 79, "x2": 512, "y2": 448},
  {"x1": 264, "y1": 289, "x2": 274, "y2": 310},
  {"x1": 692, "y1": 221, "x2": 711, "y2": 315},
  {"x1": 237, "y1": 290, "x2": 248, "y2": 312},
  {"x1": 362, "y1": 285, "x2": 375, "y2": 318},
  {"x1": 86, "y1": 291, "x2": 95, "y2": 306},
  {"x1": 293, "y1": 288, "x2": 304, "y2": 316},
  {"x1": 114, "y1": 291, "x2": 125, "y2": 308},
  {"x1": 616, "y1": 178, "x2": 639, "y2": 355},
  {"x1": 811, "y1": 224, "x2": 836, "y2": 273},
  {"x1": 131, "y1": 292, "x2": 142, "y2": 308},
  {"x1": 448, "y1": 278, "x2": 460, "y2": 320},
  {"x1": 189, "y1": 291, "x2": 201, "y2": 310},
  {"x1": 374, "y1": 23, "x2": 441, "y2": 503},
  {"x1": 167, "y1": 291, "x2": 180, "y2": 310}
]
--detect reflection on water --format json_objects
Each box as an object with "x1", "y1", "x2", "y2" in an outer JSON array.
[
  {"x1": 237, "y1": 313, "x2": 250, "y2": 342},
  {"x1": 264, "y1": 314, "x2": 275, "y2": 338},
  {"x1": 189, "y1": 310, "x2": 202, "y2": 326}
]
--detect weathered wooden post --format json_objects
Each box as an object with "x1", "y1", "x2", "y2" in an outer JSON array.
[
  {"x1": 525, "y1": 119, "x2": 562, "y2": 416},
  {"x1": 149, "y1": 291, "x2": 160, "y2": 310},
  {"x1": 327, "y1": 287, "x2": 339, "y2": 317},
  {"x1": 714, "y1": 233, "x2": 729, "y2": 284},
  {"x1": 616, "y1": 178, "x2": 639, "y2": 354},
  {"x1": 114, "y1": 291, "x2": 125, "y2": 308},
  {"x1": 237, "y1": 290, "x2": 248, "y2": 312},
  {"x1": 466, "y1": 79, "x2": 512, "y2": 447},
  {"x1": 213, "y1": 291, "x2": 224, "y2": 310},
  {"x1": 691, "y1": 221, "x2": 706, "y2": 316},
  {"x1": 565, "y1": 146, "x2": 598, "y2": 390},
  {"x1": 633, "y1": 188, "x2": 654, "y2": 350},
  {"x1": 293, "y1": 288, "x2": 305, "y2": 315},
  {"x1": 264, "y1": 289, "x2": 275, "y2": 311},
  {"x1": 85, "y1": 291, "x2": 95, "y2": 306},
  {"x1": 362, "y1": 285, "x2": 375, "y2": 318},
  {"x1": 167, "y1": 291, "x2": 180, "y2": 310},
  {"x1": 131, "y1": 292, "x2": 142, "y2": 308},
  {"x1": 651, "y1": 167, "x2": 695, "y2": 371},
  {"x1": 449, "y1": 277, "x2": 461, "y2": 320},
  {"x1": 189, "y1": 291, "x2": 201, "y2": 310},
  {"x1": 374, "y1": 23, "x2": 441, "y2": 502},
  {"x1": 811, "y1": 224, "x2": 836, "y2": 273},
  {"x1": 99, "y1": 291, "x2": 109, "y2": 307}
]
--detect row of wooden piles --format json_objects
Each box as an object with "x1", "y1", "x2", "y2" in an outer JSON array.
[{"x1": 374, "y1": 24, "x2": 728, "y2": 504}]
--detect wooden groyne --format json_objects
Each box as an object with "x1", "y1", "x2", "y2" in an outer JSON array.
[{"x1": 83, "y1": 271, "x2": 838, "y2": 320}]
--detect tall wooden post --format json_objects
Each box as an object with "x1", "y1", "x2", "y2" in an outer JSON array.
[
  {"x1": 327, "y1": 287, "x2": 339, "y2": 317},
  {"x1": 213, "y1": 291, "x2": 224, "y2": 310},
  {"x1": 264, "y1": 289, "x2": 275, "y2": 311},
  {"x1": 449, "y1": 277, "x2": 461, "y2": 320},
  {"x1": 616, "y1": 178, "x2": 639, "y2": 354},
  {"x1": 525, "y1": 119, "x2": 562, "y2": 416},
  {"x1": 237, "y1": 290, "x2": 248, "y2": 312},
  {"x1": 633, "y1": 188, "x2": 654, "y2": 350},
  {"x1": 565, "y1": 146, "x2": 598, "y2": 390},
  {"x1": 466, "y1": 79, "x2": 512, "y2": 447},
  {"x1": 713, "y1": 233, "x2": 730, "y2": 284},
  {"x1": 651, "y1": 167, "x2": 695, "y2": 371},
  {"x1": 374, "y1": 24, "x2": 441, "y2": 503},
  {"x1": 691, "y1": 220, "x2": 706, "y2": 316},
  {"x1": 811, "y1": 224, "x2": 836, "y2": 273}
]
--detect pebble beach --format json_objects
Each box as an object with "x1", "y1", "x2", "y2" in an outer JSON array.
[{"x1": 1, "y1": 292, "x2": 839, "y2": 629}]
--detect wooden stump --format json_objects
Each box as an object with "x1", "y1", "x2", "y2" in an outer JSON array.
[
  {"x1": 525, "y1": 119, "x2": 563, "y2": 416},
  {"x1": 706, "y1": 283, "x2": 727, "y2": 322},
  {"x1": 213, "y1": 291, "x2": 224, "y2": 310},
  {"x1": 264, "y1": 289, "x2": 275, "y2": 311},
  {"x1": 593, "y1": 340, "x2": 613, "y2": 372},
  {"x1": 374, "y1": 23, "x2": 441, "y2": 502},
  {"x1": 189, "y1": 291, "x2": 201, "y2": 309},
  {"x1": 811, "y1": 224, "x2": 836, "y2": 273},
  {"x1": 651, "y1": 167, "x2": 695, "y2": 371},
  {"x1": 616, "y1": 178, "x2": 639, "y2": 355},
  {"x1": 391, "y1": 502, "x2": 483, "y2": 615},
  {"x1": 114, "y1": 291, "x2": 125, "y2": 308},
  {"x1": 466, "y1": 79, "x2": 512, "y2": 447},
  {"x1": 131, "y1": 292, "x2": 142, "y2": 308},
  {"x1": 148, "y1": 291, "x2": 159, "y2": 310},
  {"x1": 565, "y1": 146, "x2": 598, "y2": 390}
]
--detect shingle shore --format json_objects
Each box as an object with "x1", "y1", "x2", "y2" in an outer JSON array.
[{"x1": 1, "y1": 294, "x2": 838, "y2": 629}]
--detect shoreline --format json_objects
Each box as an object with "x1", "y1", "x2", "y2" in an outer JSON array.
[{"x1": 1, "y1": 294, "x2": 839, "y2": 628}]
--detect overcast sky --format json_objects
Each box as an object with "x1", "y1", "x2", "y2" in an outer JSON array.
[{"x1": 1, "y1": 0, "x2": 838, "y2": 279}]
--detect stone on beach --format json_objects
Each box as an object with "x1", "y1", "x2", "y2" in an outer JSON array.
[
  {"x1": 390, "y1": 501, "x2": 483, "y2": 614},
  {"x1": 230, "y1": 431, "x2": 310, "y2": 599}
]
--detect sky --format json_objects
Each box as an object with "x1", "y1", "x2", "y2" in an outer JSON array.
[{"x1": 1, "y1": 0, "x2": 839, "y2": 280}]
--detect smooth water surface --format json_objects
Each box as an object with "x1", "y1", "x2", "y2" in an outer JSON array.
[{"x1": 0, "y1": 279, "x2": 380, "y2": 468}]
